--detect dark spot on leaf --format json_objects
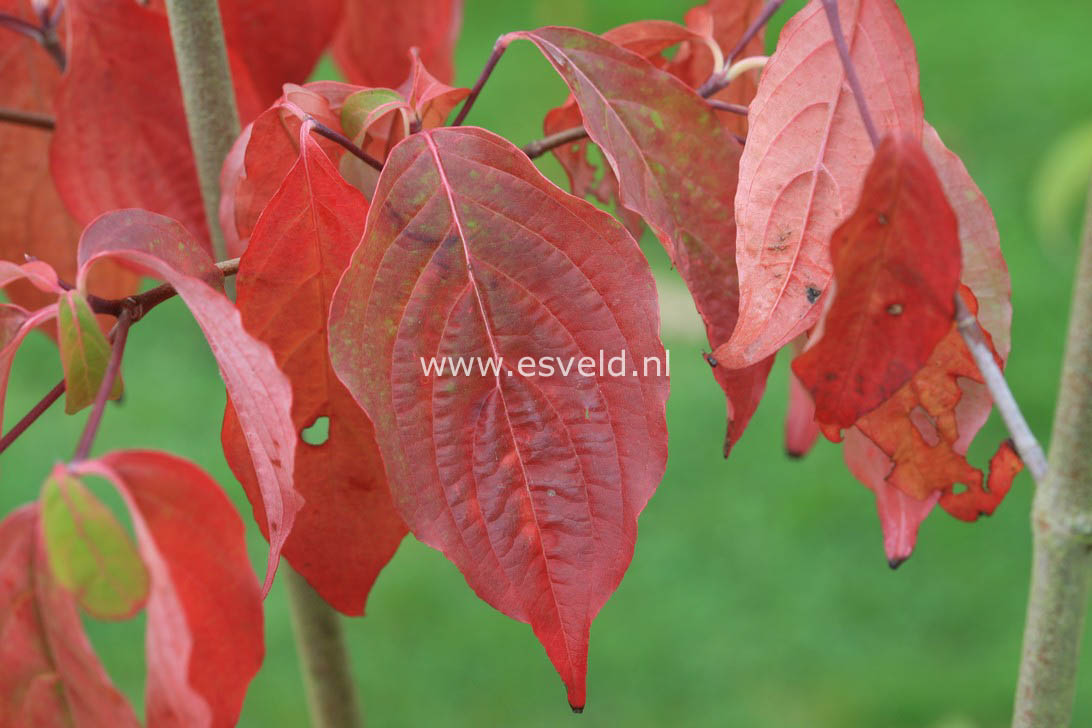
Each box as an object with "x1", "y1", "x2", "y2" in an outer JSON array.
[
  {"x1": 301, "y1": 416, "x2": 331, "y2": 446},
  {"x1": 805, "y1": 286, "x2": 821, "y2": 304},
  {"x1": 887, "y1": 303, "x2": 903, "y2": 315},
  {"x1": 878, "y1": 213, "x2": 889, "y2": 225},
  {"x1": 703, "y1": 353, "x2": 718, "y2": 368},
  {"x1": 824, "y1": 372, "x2": 837, "y2": 382}
]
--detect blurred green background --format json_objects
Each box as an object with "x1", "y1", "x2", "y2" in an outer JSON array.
[{"x1": 4, "y1": 0, "x2": 1092, "y2": 726}]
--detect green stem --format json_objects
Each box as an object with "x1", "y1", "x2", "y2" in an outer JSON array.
[
  {"x1": 1012, "y1": 177, "x2": 1092, "y2": 726},
  {"x1": 285, "y1": 569, "x2": 363, "y2": 728},
  {"x1": 162, "y1": 0, "x2": 239, "y2": 261}
]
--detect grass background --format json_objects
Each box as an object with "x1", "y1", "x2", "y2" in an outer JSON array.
[{"x1": 3, "y1": 0, "x2": 1092, "y2": 725}]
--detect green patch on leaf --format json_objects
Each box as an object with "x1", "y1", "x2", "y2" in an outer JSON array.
[
  {"x1": 57, "y1": 291, "x2": 123, "y2": 414},
  {"x1": 41, "y1": 469, "x2": 149, "y2": 620}
]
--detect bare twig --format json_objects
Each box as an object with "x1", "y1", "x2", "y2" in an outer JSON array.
[
  {"x1": 522, "y1": 126, "x2": 588, "y2": 160},
  {"x1": 819, "y1": 0, "x2": 879, "y2": 147},
  {"x1": 309, "y1": 119, "x2": 384, "y2": 172},
  {"x1": 955, "y1": 298, "x2": 1048, "y2": 482},
  {"x1": 0, "y1": 106, "x2": 55, "y2": 130},
  {"x1": 451, "y1": 38, "x2": 508, "y2": 126},
  {"x1": 72, "y1": 308, "x2": 133, "y2": 462},
  {"x1": 87, "y1": 257, "x2": 240, "y2": 319},
  {"x1": 0, "y1": 380, "x2": 64, "y2": 456},
  {"x1": 707, "y1": 100, "x2": 750, "y2": 116},
  {"x1": 698, "y1": 0, "x2": 785, "y2": 97}
]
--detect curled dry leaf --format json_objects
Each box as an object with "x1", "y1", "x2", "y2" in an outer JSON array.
[
  {"x1": 716, "y1": 0, "x2": 924, "y2": 368},
  {"x1": 329, "y1": 126, "x2": 669, "y2": 709},
  {"x1": 223, "y1": 124, "x2": 407, "y2": 616},
  {"x1": 76, "y1": 210, "x2": 300, "y2": 593}
]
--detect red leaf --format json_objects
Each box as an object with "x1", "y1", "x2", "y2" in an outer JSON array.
[
  {"x1": 0, "y1": 504, "x2": 140, "y2": 727},
  {"x1": 51, "y1": 0, "x2": 265, "y2": 250},
  {"x1": 1, "y1": 304, "x2": 58, "y2": 446},
  {"x1": 74, "y1": 451, "x2": 263, "y2": 728},
  {"x1": 0, "y1": 0, "x2": 139, "y2": 315},
  {"x1": 223, "y1": 124, "x2": 407, "y2": 616},
  {"x1": 76, "y1": 210, "x2": 300, "y2": 592},
  {"x1": 843, "y1": 427, "x2": 938, "y2": 567},
  {"x1": 400, "y1": 48, "x2": 470, "y2": 129},
  {"x1": 328, "y1": 126, "x2": 669, "y2": 709},
  {"x1": 715, "y1": 0, "x2": 924, "y2": 368},
  {"x1": 333, "y1": 0, "x2": 461, "y2": 88},
  {"x1": 509, "y1": 26, "x2": 773, "y2": 453},
  {"x1": 785, "y1": 366, "x2": 820, "y2": 459},
  {"x1": 940, "y1": 440, "x2": 1023, "y2": 521},
  {"x1": 792, "y1": 135, "x2": 962, "y2": 427}
]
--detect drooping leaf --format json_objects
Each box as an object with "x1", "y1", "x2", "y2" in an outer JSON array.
[
  {"x1": 508, "y1": 25, "x2": 773, "y2": 454},
  {"x1": 0, "y1": 504, "x2": 140, "y2": 727},
  {"x1": 0, "y1": 304, "x2": 58, "y2": 443},
  {"x1": 328, "y1": 126, "x2": 669, "y2": 709},
  {"x1": 76, "y1": 210, "x2": 299, "y2": 593},
  {"x1": 843, "y1": 427, "x2": 938, "y2": 567},
  {"x1": 715, "y1": 0, "x2": 924, "y2": 368},
  {"x1": 74, "y1": 451, "x2": 264, "y2": 728},
  {"x1": 0, "y1": 260, "x2": 62, "y2": 294},
  {"x1": 57, "y1": 290, "x2": 124, "y2": 413},
  {"x1": 333, "y1": 0, "x2": 462, "y2": 88},
  {"x1": 792, "y1": 135, "x2": 962, "y2": 428},
  {"x1": 0, "y1": 0, "x2": 138, "y2": 315},
  {"x1": 40, "y1": 468, "x2": 149, "y2": 619},
  {"x1": 785, "y1": 367, "x2": 820, "y2": 458},
  {"x1": 222, "y1": 125, "x2": 406, "y2": 616},
  {"x1": 51, "y1": 0, "x2": 265, "y2": 250}
]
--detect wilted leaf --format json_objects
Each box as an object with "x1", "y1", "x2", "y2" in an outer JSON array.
[
  {"x1": 715, "y1": 0, "x2": 924, "y2": 368},
  {"x1": 0, "y1": 504, "x2": 140, "y2": 727},
  {"x1": 57, "y1": 291, "x2": 123, "y2": 413},
  {"x1": 328, "y1": 126, "x2": 669, "y2": 709},
  {"x1": 509, "y1": 25, "x2": 773, "y2": 453},
  {"x1": 40, "y1": 468, "x2": 148, "y2": 619},
  {"x1": 74, "y1": 450, "x2": 264, "y2": 728},
  {"x1": 223, "y1": 125, "x2": 407, "y2": 615},
  {"x1": 792, "y1": 135, "x2": 961, "y2": 427},
  {"x1": 76, "y1": 210, "x2": 299, "y2": 592}
]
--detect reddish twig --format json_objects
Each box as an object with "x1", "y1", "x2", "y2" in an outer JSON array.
[
  {"x1": 72, "y1": 308, "x2": 134, "y2": 462},
  {"x1": 0, "y1": 106, "x2": 55, "y2": 130},
  {"x1": 308, "y1": 119, "x2": 384, "y2": 172},
  {"x1": 451, "y1": 38, "x2": 508, "y2": 126},
  {"x1": 819, "y1": 0, "x2": 879, "y2": 147},
  {"x1": 707, "y1": 100, "x2": 749, "y2": 116},
  {"x1": 0, "y1": 379, "x2": 65, "y2": 456},
  {"x1": 522, "y1": 126, "x2": 588, "y2": 160}
]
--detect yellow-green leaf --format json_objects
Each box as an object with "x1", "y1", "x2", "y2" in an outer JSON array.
[
  {"x1": 41, "y1": 469, "x2": 149, "y2": 619},
  {"x1": 57, "y1": 290, "x2": 122, "y2": 413}
]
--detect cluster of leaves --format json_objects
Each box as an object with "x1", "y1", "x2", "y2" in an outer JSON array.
[{"x1": 0, "y1": 0, "x2": 1022, "y2": 720}]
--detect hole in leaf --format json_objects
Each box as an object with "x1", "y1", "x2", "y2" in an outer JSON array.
[
  {"x1": 301, "y1": 416, "x2": 330, "y2": 446},
  {"x1": 951, "y1": 483, "x2": 968, "y2": 495}
]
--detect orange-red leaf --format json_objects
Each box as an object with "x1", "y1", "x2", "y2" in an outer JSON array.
[
  {"x1": 716, "y1": 0, "x2": 924, "y2": 368},
  {"x1": 333, "y1": 0, "x2": 461, "y2": 88},
  {"x1": 223, "y1": 125, "x2": 407, "y2": 616},
  {"x1": 792, "y1": 135, "x2": 961, "y2": 427},
  {"x1": 75, "y1": 451, "x2": 264, "y2": 728},
  {"x1": 0, "y1": 504, "x2": 140, "y2": 727},
  {"x1": 328, "y1": 126, "x2": 669, "y2": 709}
]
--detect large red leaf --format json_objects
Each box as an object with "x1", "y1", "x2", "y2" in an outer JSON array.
[
  {"x1": 0, "y1": 0, "x2": 139, "y2": 315},
  {"x1": 508, "y1": 26, "x2": 773, "y2": 454},
  {"x1": 328, "y1": 126, "x2": 669, "y2": 709},
  {"x1": 50, "y1": 0, "x2": 265, "y2": 250},
  {"x1": 74, "y1": 451, "x2": 263, "y2": 728},
  {"x1": 223, "y1": 124, "x2": 407, "y2": 616},
  {"x1": 0, "y1": 504, "x2": 140, "y2": 727},
  {"x1": 76, "y1": 210, "x2": 300, "y2": 592},
  {"x1": 333, "y1": 0, "x2": 461, "y2": 88},
  {"x1": 792, "y1": 135, "x2": 961, "y2": 427},
  {"x1": 715, "y1": 0, "x2": 924, "y2": 368}
]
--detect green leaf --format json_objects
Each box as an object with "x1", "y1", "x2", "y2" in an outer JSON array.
[
  {"x1": 41, "y1": 469, "x2": 149, "y2": 619},
  {"x1": 340, "y1": 87, "x2": 410, "y2": 142},
  {"x1": 57, "y1": 290, "x2": 122, "y2": 413}
]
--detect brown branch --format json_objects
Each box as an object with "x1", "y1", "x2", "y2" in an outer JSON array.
[
  {"x1": 522, "y1": 126, "x2": 588, "y2": 160},
  {"x1": 0, "y1": 380, "x2": 65, "y2": 456},
  {"x1": 309, "y1": 119, "x2": 384, "y2": 172},
  {"x1": 72, "y1": 308, "x2": 133, "y2": 462},
  {"x1": 87, "y1": 257, "x2": 240, "y2": 319},
  {"x1": 452, "y1": 38, "x2": 508, "y2": 127},
  {"x1": 0, "y1": 106, "x2": 54, "y2": 130}
]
